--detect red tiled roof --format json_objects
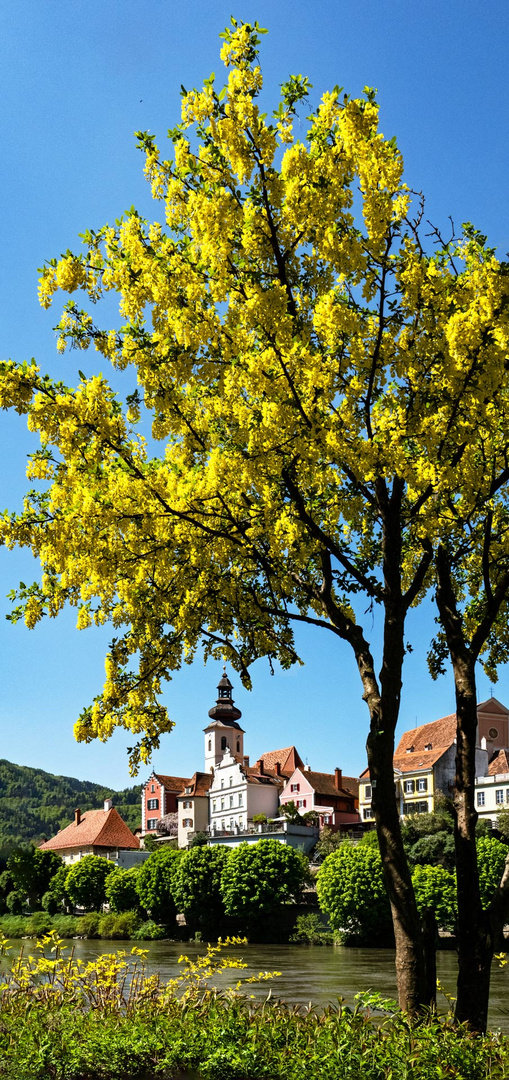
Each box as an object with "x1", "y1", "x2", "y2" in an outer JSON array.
[
  {"x1": 257, "y1": 746, "x2": 304, "y2": 777},
  {"x1": 246, "y1": 764, "x2": 283, "y2": 787},
  {"x1": 296, "y1": 769, "x2": 355, "y2": 800},
  {"x1": 394, "y1": 713, "x2": 457, "y2": 758},
  {"x1": 488, "y1": 749, "x2": 509, "y2": 776},
  {"x1": 152, "y1": 773, "x2": 189, "y2": 793},
  {"x1": 342, "y1": 776, "x2": 359, "y2": 799},
  {"x1": 39, "y1": 807, "x2": 139, "y2": 853},
  {"x1": 177, "y1": 771, "x2": 213, "y2": 797}
]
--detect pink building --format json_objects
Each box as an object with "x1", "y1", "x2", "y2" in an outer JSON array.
[
  {"x1": 280, "y1": 766, "x2": 360, "y2": 830},
  {"x1": 141, "y1": 772, "x2": 189, "y2": 833}
]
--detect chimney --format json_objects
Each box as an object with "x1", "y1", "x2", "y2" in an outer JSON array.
[
  {"x1": 74, "y1": 808, "x2": 81, "y2": 826},
  {"x1": 243, "y1": 756, "x2": 250, "y2": 768},
  {"x1": 258, "y1": 758, "x2": 264, "y2": 775},
  {"x1": 104, "y1": 798, "x2": 113, "y2": 812},
  {"x1": 334, "y1": 768, "x2": 342, "y2": 790},
  {"x1": 274, "y1": 761, "x2": 281, "y2": 777}
]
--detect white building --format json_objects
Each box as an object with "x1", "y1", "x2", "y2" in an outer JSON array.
[{"x1": 475, "y1": 749, "x2": 509, "y2": 827}]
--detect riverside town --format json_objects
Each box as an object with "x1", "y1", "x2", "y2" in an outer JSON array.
[{"x1": 1, "y1": 7, "x2": 509, "y2": 1078}]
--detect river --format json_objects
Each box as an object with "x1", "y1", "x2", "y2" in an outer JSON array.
[{"x1": 40, "y1": 939, "x2": 509, "y2": 1033}]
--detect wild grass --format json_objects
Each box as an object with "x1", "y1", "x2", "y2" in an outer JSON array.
[{"x1": 0, "y1": 932, "x2": 507, "y2": 1079}]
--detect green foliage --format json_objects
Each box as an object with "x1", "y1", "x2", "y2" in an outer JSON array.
[
  {"x1": 496, "y1": 808, "x2": 509, "y2": 841},
  {"x1": 47, "y1": 863, "x2": 71, "y2": 907},
  {"x1": 189, "y1": 831, "x2": 209, "y2": 847},
  {"x1": 406, "y1": 831, "x2": 456, "y2": 871},
  {"x1": 279, "y1": 801, "x2": 302, "y2": 823},
  {"x1": 97, "y1": 911, "x2": 141, "y2": 938},
  {"x1": 0, "y1": 757, "x2": 141, "y2": 852},
  {"x1": 6, "y1": 845, "x2": 61, "y2": 906},
  {"x1": 172, "y1": 845, "x2": 230, "y2": 934},
  {"x1": 135, "y1": 846, "x2": 182, "y2": 922},
  {"x1": 77, "y1": 911, "x2": 101, "y2": 938},
  {"x1": 316, "y1": 840, "x2": 393, "y2": 944},
  {"x1": 220, "y1": 840, "x2": 307, "y2": 924},
  {"x1": 477, "y1": 836, "x2": 509, "y2": 908},
  {"x1": 314, "y1": 826, "x2": 343, "y2": 861},
  {"x1": 51, "y1": 914, "x2": 79, "y2": 937},
  {"x1": 105, "y1": 866, "x2": 140, "y2": 912},
  {"x1": 289, "y1": 912, "x2": 333, "y2": 944},
  {"x1": 0, "y1": 937, "x2": 508, "y2": 1079},
  {"x1": 132, "y1": 919, "x2": 167, "y2": 940},
  {"x1": 65, "y1": 854, "x2": 115, "y2": 911},
  {"x1": 25, "y1": 911, "x2": 53, "y2": 936},
  {"x1": 252, "y1": 813, "x2": 267, "y2": 825},
  {"x1": 41, "y1": 890, "x2": 59, "y2": 914},
  {"x1": 6, "y1": 890, "x2": 24, "y2": 914},
  {"x1": 411, "y1": 864, "x2": 457, "y2": 932},
  {"x1": 0, "y1": 914, "x2": 25, "y2": 937}
]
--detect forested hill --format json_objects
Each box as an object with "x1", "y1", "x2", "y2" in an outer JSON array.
[{"x1": 0, "y1": 759, "x2": 141, "y2": 854}]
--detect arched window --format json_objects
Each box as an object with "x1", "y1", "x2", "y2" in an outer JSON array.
[
  {"x1": 236, "y1": 740, "x2": 240, "y2": 752},
  {"x1": 208, "y1": 738, "x2": 212, "y2": 752},
  {"x1": 221, "y1": 736, "x2": 227, "y2": 751}
]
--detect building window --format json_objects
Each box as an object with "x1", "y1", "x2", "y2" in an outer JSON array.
[
  {"x1": 238, "y1": 793, "x2": 243, "y2": 806},
  {"x1": 403, "y1": 801, "x2": 428, "y2": 815},
  {"x1": 506, "y1": 790, "x2": 509, "y2": 804},
  {"x1": 212, "y1": 800, "x2": 216, "y2": 812},
  {"x1": 183, "y1": 800, "x2": 192, "y2": 809},
  {"x1": 146, "y1": 818, "x2": 158, "y2": 830},
  {"x1": 221, "y1": 737, "x2": 227, "y2": 751},
  {"x1": 477, "y1": 791, "x2": 485, "y2": 807},
  {"x1": 404, "y1": 780, "x2": 415, "y2": 794},
  {"x1": 151, "y1": 784, "x2": 155, "y2": 793},
  {"x1": 147, "y1": 798, "x2": 159, "y2": 810},
  {"x1": 297, "y1": 799, "x2": 307, "y2": 808},
  {"x1": 183, "y1": 818, "x2": 193, "y2": 828},
  {"x1": 417, "y1": 778, "x2": 428, "y2": 793},
  {"x1": 208, "y1": 739, "x2": 212, "y2": 752},
  {"x1": 237, "y1": 740, "x2": 240, "y2": 752},
  {"x1": 221, "y1": 779, "x2": 225, "y2": 789},
  {"x1": 496, "y1": 789, "x2": 504, "y2": 804},
  {"x1": 291, "y1": 783, "x2": 300, "y2": 792},
  {"x1": 229, "y1": 776, "x2": 233, "y2": 787},
  {"x1": 364, "y1": 784, "x2": 372, "y2": 799},
  {"x1": 363, "y1": 808, "x2": 373, "y2": 820},
  {"x1": 221, "y1": 799, "x2": 225, "y2": 810},
  {"x1": 229, "y1": 794, "x2": 233, "y2": 807},
  {"x1": 229, "y1": 818, "x2": 234, "y2": 829},
  {"x1": 185, "y1": 786, "x2": 192, "y2": 794},
  {"x1": 221, "y1": 820, "x2": 225, "y2": 830}
]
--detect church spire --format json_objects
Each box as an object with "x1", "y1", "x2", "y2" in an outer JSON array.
[{"x1": 208, "y1": 666, "x2": 242, "y2": 724}]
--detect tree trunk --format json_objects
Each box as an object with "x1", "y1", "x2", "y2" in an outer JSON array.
[{"x1": 435, "y1": 550, "x2": 492, "y2": 1031}]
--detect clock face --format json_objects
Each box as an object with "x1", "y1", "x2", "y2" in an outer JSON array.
[{"x1": 489, "y1": 727, "x2": 499, "y2": 739}]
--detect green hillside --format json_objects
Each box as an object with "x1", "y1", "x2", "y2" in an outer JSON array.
[{"x1": 0, "y1": 759, "x2": 142, "y2": 855}]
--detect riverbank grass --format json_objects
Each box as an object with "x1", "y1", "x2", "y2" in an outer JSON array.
[{"x1": 0, "y1": 934, "x2": 508, "y2": 1079}]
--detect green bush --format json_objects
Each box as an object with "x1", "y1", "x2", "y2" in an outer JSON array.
[
  {"x1": 52, "y1": 914, "x2": 79, "y2": 937},
  {"x1": 172, "y1": 845, "x2": 230, "y2": 935},
  {"x1": 316, "y1": 840, "x2": 393, "y2": 944},
  {"x1": 77, "y1": 912, "x2": 101, "y2": 938},
  {"x1": 135, "y1": 846, "x2": 182, "y2": 923},
  {"x1": 41, "y1": 890, "x2": 59, "y2": 914},
  {"x1": 0, "y1": 914, "x2": 26, "y2": 937},
  {"x1": 98, "y1": 911, "x2": 141, "y2": 939},
  {"x1": 105, "y1": 866, "x2": 140, "y2": 913},
  {"x1": 26, "y1": 912, "x2": 53, "y2": 936},
  {"x1": 6, "y1": 890, "x2": 25, "y2": 915},
  {"x1": 221, "y1": 840, "x2": 307, "y2": 928},
  {"x1": 477, "y1": 836, "x2": 509, "y2": 907},
  {"x1": 289, "y1": 913, "x2": 333, "y2": 945},
  {"x1": 132, "y1": 919, "x2": 167, "y2": 940},
  {"x1": 65, "y1": 854, "x2": 115, "y2": 911},
  {"x1": 411, "y1": 864, "x2": 457, "y2": 931}
]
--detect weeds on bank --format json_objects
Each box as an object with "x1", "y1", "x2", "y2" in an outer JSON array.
[{"x1": 0, "y1": 932, "x2": 508, "y2": 1079}]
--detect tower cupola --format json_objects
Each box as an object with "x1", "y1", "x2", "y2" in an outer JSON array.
[
  {"x1": 208, "y1": 669, "x2": 242, "y2": 724},
  {"x1": 204, "y1": 668, "x2": 245, "y2": 771}
]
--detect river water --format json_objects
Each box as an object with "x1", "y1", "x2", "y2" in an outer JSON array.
[{"x1": 46, "y1": 939, "x2": 509, "y2": 1033}]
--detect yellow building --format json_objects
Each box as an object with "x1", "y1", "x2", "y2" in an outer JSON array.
[{"x1": 359, "y1": 698, "x2": 509, "y2": 821}]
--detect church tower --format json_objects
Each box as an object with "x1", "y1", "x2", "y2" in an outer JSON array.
[{"x1": 204, "y1": 669, "x2": 244, "y2": 771}]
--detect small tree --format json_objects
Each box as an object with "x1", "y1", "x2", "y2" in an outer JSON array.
[
  {"x1": 314, "y1": 826, "x2": 343, "y2": 862},
  {"x1": 172, "y1": 845, "x2": 230, "y2": 935},
  {"x1": 476, "y1": 837, "x2": 509, "y2": 910},
  {"x1": 411, "y1": 865, "x2": 457, "y2": 933},
  {"x1": 105, "y1": 867, "x2": 140, "y2": 913},
  {"x1": 220, "y1": 840, "x2": 307, "y2": 926},
  {"x1": 65, "y1": 855, "x2": 115, "y2": 911},
  {"x1": 7, "y1": 846, "x2": 62, "y2": 908},
  {"x1": 316, "y1": 840, "x2": 392, "y2": 944},
  {"x1": 135, "y1": 847, "x2": 182, "y2": 923}
]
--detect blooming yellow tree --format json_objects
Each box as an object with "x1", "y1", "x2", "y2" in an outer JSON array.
[{"x1": 1, "y1": 20, "x2": 509, "y2": 1021}]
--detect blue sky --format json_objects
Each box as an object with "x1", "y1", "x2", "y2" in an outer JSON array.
[{"x1": 0, "y1": 0, "x2": 508, "y2": 792}]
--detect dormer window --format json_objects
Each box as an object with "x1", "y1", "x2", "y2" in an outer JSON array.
[
  {"x1": 406, "y1": 746, "x2": 414, "y2": 753},
  {"x1": 424, "y1": 743, "x2": 432, "y2": 751},
  {"x1": 185, "y1": 786, "x2": 192, "y2": 795}
]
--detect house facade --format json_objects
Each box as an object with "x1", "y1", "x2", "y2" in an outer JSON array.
[
  {"x1": 280, "y1": 767, "x2": 360, "y2": 829},
  {"x1": 359, "y1": 698, "x2": 509, "y2": 821},
  {"x1": 39, "y1": 800, "x2": 148, "y2": 866},
  {"x1": 475, "y1": 749, "x2": 509, "y2": 826},
  {"x1": 177, "y1": 771, "x2": 213, "y2": 848},
  {"x1": 141, "y1": 771, "x2": 190, "y2": 833}
]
